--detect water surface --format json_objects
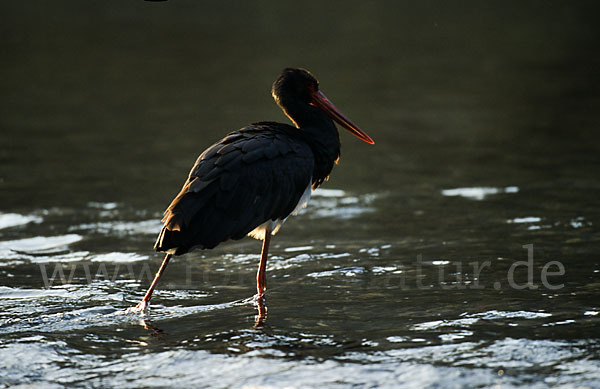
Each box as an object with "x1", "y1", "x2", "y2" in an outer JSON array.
[{"x1": 1, "y1": 1, "x2": 599, "y2": 387}]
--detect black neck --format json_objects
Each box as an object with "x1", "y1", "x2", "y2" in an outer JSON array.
[{"x1": 277, "y1": 96, "x2": 341, "y2": 187}]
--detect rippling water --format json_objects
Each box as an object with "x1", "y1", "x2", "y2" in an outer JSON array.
[{"x1": 1, "y1": 1, "x2": 600, "y2": 388}]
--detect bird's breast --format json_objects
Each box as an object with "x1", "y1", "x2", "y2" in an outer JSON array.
[{"x1": 247, "y1": 181, "x2": 312, "y2": 241}]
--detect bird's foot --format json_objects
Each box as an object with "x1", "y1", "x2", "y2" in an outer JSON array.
[
  {"x1": 253, "y1": 292, "x2": 265, "y2": 304},
  {"x1": 253, "y1": 294, "x2": 267, "y2": 328},
  {"x1": 125, "y1": 300, "x2": 149, "y2": 315}
]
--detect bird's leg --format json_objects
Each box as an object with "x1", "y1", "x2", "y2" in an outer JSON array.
[
  {"x1": 256, "y1": 228, "x2": 271, "y2": 299},
  {"x1": 128, "y1": 253, "x2": 172, "y2": 314},
  {"x1": 254, "y1": 299, "x2": 267, "y2": 328},
  {"x1": 253, "y1": 230, "x2": 270, "y2": 327}
]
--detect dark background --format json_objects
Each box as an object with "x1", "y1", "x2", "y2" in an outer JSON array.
[
  {"x1": 1, "y1": 2, "x2": 600, "y2": 387},
  {"x1": 2, "y1": 1, "x2": 599, "y2": 211}
]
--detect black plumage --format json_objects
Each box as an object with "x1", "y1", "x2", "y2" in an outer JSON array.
[
  {"x1": 154, "y1": 123, "x2": 318, "y2": 254},
  {"x1": 131, "y1": 68, "x2": 373, "y2": 315}
]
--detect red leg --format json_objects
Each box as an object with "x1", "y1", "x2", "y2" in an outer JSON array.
[
  {"x1": 254, "y1": 230, "x2": 271, "y2": 327},
  {"x1": 129, "y1": 253, "x2": 172, "y2": 313},
  {"x1": 256, "y1": 228, "x2": 271, "y2": 298},
  {"x1": 254, "y1": 298, "x2": 267, "y2": 328}
]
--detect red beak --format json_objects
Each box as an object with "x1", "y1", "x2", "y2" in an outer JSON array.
[{"x1": 310, "y1": 90, "x2": 375, "y2": 145}]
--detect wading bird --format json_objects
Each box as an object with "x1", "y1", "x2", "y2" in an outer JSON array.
[{"x1": 131, "y1": 68, "x2": 373, "y2": 316}]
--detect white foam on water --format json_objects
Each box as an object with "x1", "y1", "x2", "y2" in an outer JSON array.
[
  {"x1": 0, "y1": 213, "x2": 43, "y2": 230},
  {"x1": 469, "y1": 310, "x2": 552, "y2": 320},
  {"x1": 371, "y1": 266, "x2": 399, "y2": 274},
  {"x1": 87, "y1": 202, "x2": 118, "y2": 210},
  {"x1": 507, "y1": 217, "x2": 541, "y2": 223},
  {"x1": 387, "y1": 336, "x2": 409, "y2": 343},
  {"x1": 441, "y1": 186, "x2": 519, "y2": 200},
  {"x1": 0, "y1": 234, "x2": 83, "y2": 256},
  {"x1": 307, "y1": 266, "x2": 366, "y2": 278},
  {"x1": 268, "y1": 253, "x2": 312, "y2": 271},
  {"x1": 439, "y1": 330, "x2": 474, "y2": 342},
  {"x1": 70, "y1": 220, "x2": 162, "y2": 235},
  {"x1": 0, "y1": 286, "x2": 70, "y2": 299},
  {"x1": 302, "y1": 190, "x2": 378, "y2": 220},
  {"x1": 542, "y1": 320, "x2": 576, "y2": 327},
  {"x1": 284, "y1": 246, "x2": 314, "y2": 253},
  {"x1": 89, "y1": 252, "x2": 149, "y2": 263},
  {"x1": 569, "y1": 217, "x2": 590, "y2": 229},
  {"x1": 412, "y1": 310, "x2": 554, "y2": 332},
  {"x1": 26, "y1": 251, "x2": 90, "y2": 263},
  {"x1": 313, "y1": 188, "x2": 346, "y2": 197},
  {"x1": 311, "y1": 205, "x2": 375, "y2": 220}
]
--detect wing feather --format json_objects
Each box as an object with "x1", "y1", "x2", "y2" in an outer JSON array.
[{"x1": 155, "y1": 123, "x2": 314, "y2": 255}]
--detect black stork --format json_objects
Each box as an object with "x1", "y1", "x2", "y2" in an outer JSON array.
[{"x1": 130, "y1": 68, "x2": 374, "y2": 315}]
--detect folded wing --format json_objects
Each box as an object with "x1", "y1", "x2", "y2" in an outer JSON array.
[{"x1": 154, "y1": 123, "x2": 314, "y2": 255}]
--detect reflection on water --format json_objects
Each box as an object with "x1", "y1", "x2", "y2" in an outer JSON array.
[
  {"x1": 1, "y1": 193, "x2": 599, "y2": 386},
  {"x1": 441, "y1": 186, "x2": 519, "y2": 201},
  {"x1": 1, "y1": 1, "x2": 600, "y2": 387}
]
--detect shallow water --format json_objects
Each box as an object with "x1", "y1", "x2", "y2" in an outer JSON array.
[{"x1": 1, "y1": 1, "x2": 600, "y2": 388}]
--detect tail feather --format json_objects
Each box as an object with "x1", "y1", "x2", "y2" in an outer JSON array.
[{"x1": 154, "y1": 225, "x2": 188, "y2": 255}]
